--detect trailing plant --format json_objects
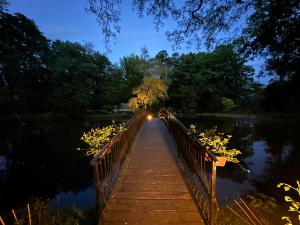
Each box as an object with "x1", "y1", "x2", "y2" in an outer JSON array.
[
  {"x1": 277, "y1": 180, "x2": 300, "y2": 225},
  {"x1": 80, "y1": 121, "x2": 127, "y2": 156},
  {"x1": 189, "y1": 125, "x2": 241, "y2": 163}
]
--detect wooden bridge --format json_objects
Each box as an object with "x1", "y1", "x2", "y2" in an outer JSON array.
[{"x1": 91, "y1": 110, "x2": 218, "y2": 225}]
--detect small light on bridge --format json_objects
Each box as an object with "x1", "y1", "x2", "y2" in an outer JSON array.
[{"x1": 147, "y1": 114, "x2": 153, "y2": 121}]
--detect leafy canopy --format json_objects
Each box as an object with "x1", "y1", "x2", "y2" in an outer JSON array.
[
  {"x1": 168, "y1": 44, "x2": 255, "y2": 112},
  {"x1": 49, "y1": 40, "x2": 111, "y2": 112},
  {"x1": 128, "y1": 76, "x2": 168, "y2": 110},
  {"x1": 0, "y1": 12, "x2": 50, "y2": 110},
  {"x1": 87, "y1": 0, "x2": 300, "y2": 80}
]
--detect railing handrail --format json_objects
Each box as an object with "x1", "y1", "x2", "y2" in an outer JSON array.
[
  {"x1": 159, "y1": 108, "x2": 218, "y2": 225},
  {"x1": 166, "y1": 111, "x2": 217, "y2": 161},
  {"x1": 91, "y1": 110, "x2": 146, "y2": 225},
  {"x1": 90, "y1": 113, "x2": 138, "y2": 165}
]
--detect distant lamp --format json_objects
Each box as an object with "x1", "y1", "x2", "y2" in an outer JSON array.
[{"x1": 147, "y1": 114, "x2": 153, "y2": 121}]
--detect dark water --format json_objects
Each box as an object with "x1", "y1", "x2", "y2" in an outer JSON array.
[
  {"x1": 0, "y1": 115, "x2": 128, "y2": 213},
  {"x1": 179, "y1": 115, "x2": 300, "y2": 205},
  {"x1": 1, "y1": 114, "x2": 299, "y2": 213}
]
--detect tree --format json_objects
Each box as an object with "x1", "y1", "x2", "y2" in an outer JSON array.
[
  {"x1": 86, "y1": 0, "x2": 252, "y2": 50},
  {"x1": 128, "y1": 76, "x2": 168, "y2": 110},
  {"x1": 0, "y1": 0, "x2": 8, "y2": 12},
  {"x1": 220, "y1": 97, "x2": 237, "y2": 112},
  {"x1": 49, "y1": 40, "x2": 111, "y2": 113},
  {"x1": 120, "y1": 54, "x2": 148, "y2": 90},
  {"x1": 262, "y1": 76, "x2": 300, "y2": 113},
  {"x1": 0, "y1": 12, "x2": 51, "y2": 112},
  {"x1": 102, "y1": 67, "x2": 130, "y2": 109},
  {"x1": 168, "y1": 44, "x2": 255, "y2": 112},
  {"x1": 87, "y1": 0, "x2": 299, "y2": 81},
  {"x1": 151, "y1": 50, "x2": 172, "y2": 82},
  {"x1": 242, "y1": 0, "x2": 300, "y2": 80}
]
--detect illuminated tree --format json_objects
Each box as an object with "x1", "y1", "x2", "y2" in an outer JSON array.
[{"x1": 128, "y1": 76, "x2": 168, "y2": 110}]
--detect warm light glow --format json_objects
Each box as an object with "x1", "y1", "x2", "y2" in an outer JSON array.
[{"x1": 147, "y1": 114, "x2": 153, "y2": 121}]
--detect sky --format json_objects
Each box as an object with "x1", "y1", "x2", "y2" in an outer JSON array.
[
  {"x1": 7, "y1": 0, "x2": 270, "y2": 83},
  {"x1": 8, "y1": 0, "x2": 193, "y2": 62}
]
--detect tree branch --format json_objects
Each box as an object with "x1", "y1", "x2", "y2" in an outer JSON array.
[{"x1": 184, "y1": 0, "x2": 203, "y2": 34}]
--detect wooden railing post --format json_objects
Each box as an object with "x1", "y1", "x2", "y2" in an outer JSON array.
[
  {"x1": 210, "y1": 160, "x2": 217, "y2": 225},
  {"x1": 92, "y1": 162, "x2": 104, "y2": 225}
]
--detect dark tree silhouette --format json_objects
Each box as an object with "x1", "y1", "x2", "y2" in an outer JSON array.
[
  {"x1": 87, "y1": 0, "x2": 300, "y2": 81},
  {"x1": 0, "y1": 12, "x2": 51, "y2": 112},
  {"x1": 0, "y1": 0, "x2": 8, "y2": 12}
]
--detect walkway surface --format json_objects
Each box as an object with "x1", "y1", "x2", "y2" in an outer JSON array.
[{"x1": 103, "y1": 119, "x2": 204, "y2": 225}]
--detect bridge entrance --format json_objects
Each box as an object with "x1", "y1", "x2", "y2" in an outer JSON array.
[{"x1": 91, "y1": 110, "x2": 218, "y2": 225}]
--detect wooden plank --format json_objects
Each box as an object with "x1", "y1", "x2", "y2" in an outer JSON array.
[{"x1": 102, "y1": 119, "x2": 204, "y2": 225}]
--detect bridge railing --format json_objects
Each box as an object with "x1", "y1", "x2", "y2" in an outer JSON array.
[
  {"x1": 159, "y1": 109, "x2": 218, "y2": 225},
  {"x1": 90, "y1": 110, "x2": 146, "y2": 225}
]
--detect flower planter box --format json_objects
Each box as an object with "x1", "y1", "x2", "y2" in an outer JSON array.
[
  {"x1": 216, "y1": 156, "x2": 227, "y2": 167},
  {"x1": 204, "y1": 153, "x2": 227, "y2": 167}
]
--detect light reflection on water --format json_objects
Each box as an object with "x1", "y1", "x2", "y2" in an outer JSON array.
[
  {"x1": 0, "y1": 116, "x2": 127, "y2": 212},
  {"x1": 50, "y1": 186, "x2": 95, "y2": 210},
  {"x1": 0, "y1": 114, "x2": 299, "y2": 212},
  {"x1": 179, "y1": 115, "x2": 300, "y2": 205},
  {"x1": 246, "y1": 140, "x2": 268, "y2": 176},
  {"x1": 216, "y1": 140, "x2": 268, "y2": 204}
]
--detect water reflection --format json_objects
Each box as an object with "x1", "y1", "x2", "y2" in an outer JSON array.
[
  {"x1": 1, "y1": 114, "x2": 299, "y2": 211},
  {"x1": 179, "y1": 115, "x2": 300, "y2": 205},
  {"x1": 0, "y1": 116, "x2": 127, "y2": 212},
  {"x1": 50, "y1": 186, "x2": 96, "y2": 210}
]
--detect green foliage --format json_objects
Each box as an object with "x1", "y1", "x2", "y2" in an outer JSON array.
[
  {"x1": 120, "y1": 55, "x2": 148, "y2": 90},
  {"x1": 151, "y1": 50, "x2": 172, "y2": 82},
  {"x1": 80, "y1": 122, "x2": 126, "y2": 156},
  {"x1": 190, "y1": 125, "x2": 241, "y2": 163},
  {"x1": 277, "y1": 180, "x2": 300, "y2": 225},
  {"x1": 168, "y1": 44, "x2": 255, "y2": 112},
  {"x1": 220, "y1": 97, "x2": 237, "y2": 112},
  {"x1": 102, "y1": 68, "x2": 130, "y2": 109},
  {"x1": 0, "y1": 12, "x2": 51, "y2": 112},
  {"x1": 128, "y1": 76, "x2": 168, "y2": 110},
  {"x1": 243, "y1": 0, "x2": 300, "y2": 80},
  {"x1": 49, "y1": 40, "x2": 112, "y2": 113},
  {"x1": 88, "y1": 0, "x2": 299, "y2": 84}
]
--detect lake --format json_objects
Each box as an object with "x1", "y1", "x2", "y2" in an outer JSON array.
[
  {"x1": 0, "y1": 114, "x2": 129, "y2": 213},
  {"x1": 178, "y1": 114, "x2": 300, "y2": 205},
  {"x1": 0, "y1": 114, "x2": 299, "y2": 214}
]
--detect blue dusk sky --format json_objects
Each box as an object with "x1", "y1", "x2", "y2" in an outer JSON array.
[{"x1": 7, "y1": 0, "x2": 269, "y2": 83}]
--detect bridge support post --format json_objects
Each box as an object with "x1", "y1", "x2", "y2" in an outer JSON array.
[
  {"x1": 210, "y1": 161, "x2": 217, "y2": 225},
  {"x1": 93, "y1": 163, "x2": 105, "y2": 225}
]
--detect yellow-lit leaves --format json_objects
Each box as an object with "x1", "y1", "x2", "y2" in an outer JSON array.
[
  {"x1": 285, "y1": 196, "x2": 293, "y2": 202},
  {"x1": 277, "y1": 180, "x2": 300, "y2": 224},
  {"x1": 80, "y1": 122, "x2": 127, "y2": 156},
  {"x1": 128, "y1": 77, "x2": 168, "y2": 110},
  {"x1": 192, "y1": 126, "x2": 241, "y2": 163},
  {"x1": 281, "y1": 216, "x2": 292, "y2": 225}
]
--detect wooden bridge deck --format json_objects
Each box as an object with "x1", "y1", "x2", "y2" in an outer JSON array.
[{"x1": 102, "y1": 118, "x2": 204, "y2": 225}]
